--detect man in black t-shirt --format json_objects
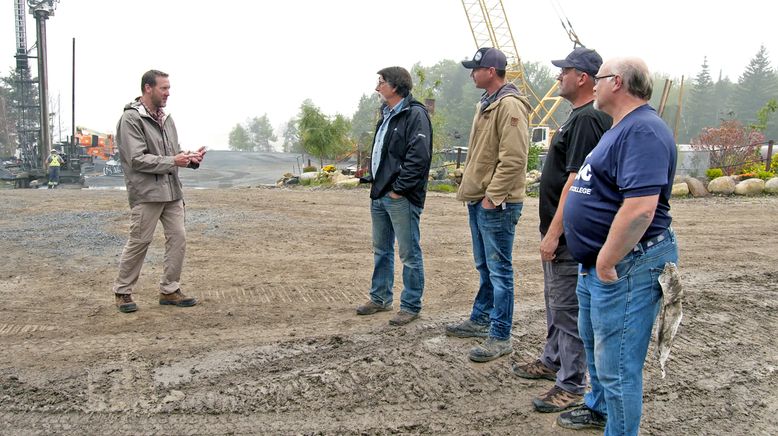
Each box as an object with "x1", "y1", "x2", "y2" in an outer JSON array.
[{"x1": 512, "y1": 47, "x2": 612, "y2": 415}]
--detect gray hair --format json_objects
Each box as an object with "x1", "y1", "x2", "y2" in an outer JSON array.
[{"x1": 610, "y1": 57, "x2": 652, "y2": 100}]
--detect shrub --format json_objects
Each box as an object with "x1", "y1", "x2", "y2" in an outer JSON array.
[
  {"x1": 429, "y1": 183, "x2": 457, "y2": 193},
  {"x1": 739, "y1": 162, "x2": 774, "y2": 180},
  {"x1": 706, "y1": 168, "x2": 724, "y2": 179},
  {"x1": 302, "y1": 165, "x2": 317, "y2": 173},
  {"x1": 527, "y1": 143, "x2": 543, "y2": 171}
]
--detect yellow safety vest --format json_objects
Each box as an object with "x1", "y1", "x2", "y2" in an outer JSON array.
[{"x1": 48, "y1": 155, "x2": 61, "y2": 167}]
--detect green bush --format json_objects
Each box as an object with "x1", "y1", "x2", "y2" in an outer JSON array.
[
  {"x1": 527, "y1": 143, "x2": 543, "y2": 171},
  {"x1": 429, "y1": 183, "x2": 457, "y2": 193},
  {"x1": 302, "y1": 165, "x2": 317, "y2": 173},
  {"x1": 706, "y1": 168, "x2": 724, "y2": 179},
  {"x1": 756, "y1": 170, "x2": 775, "y2": 180}
]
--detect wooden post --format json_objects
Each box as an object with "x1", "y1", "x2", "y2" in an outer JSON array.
[
  {"x1": 673, "y1": 76, "x2": 685, "y2": 141},
  {"x1": 766, "y1": 140, "x2": 774, "y2": 172},
  {"x1": 456, "y1": 148, "x2": 462, "y2": 169}
]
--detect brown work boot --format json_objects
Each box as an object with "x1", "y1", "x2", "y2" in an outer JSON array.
[
  {"x1": 356, "y1": 300, "x2": 392, "y2": 315},
  {"x1": 389, "y1": 310, "x2": 419, "y2": 326},
  {"x1": 533, "y1": 385, "x2": 583, "y2": 413},
  {"x1": 115, "y1": 293, "x2": 137, "y2": 313},
  {"x1": 512, "y1": 359, "x2": 557, "y2": 381},
  {"x1": 159, "y1": 289, "x2": 197, "y2": 307}
]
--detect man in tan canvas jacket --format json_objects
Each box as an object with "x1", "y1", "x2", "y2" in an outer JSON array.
[
  {"x1": 447, "y1": 47, "x2": 531, "y2": 362},
  {"x1": 112, "y1": 69, "x2": 206, "y2": 313}
]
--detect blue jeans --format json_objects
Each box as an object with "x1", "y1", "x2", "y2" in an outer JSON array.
[
  {"x1": 578, "y1": 229, "x2": 678, "y2": 436},
  {"x1": 369, "y1": 194, "x2": 424, "y2": 314},
  {"x1": 467, "y1": 202, "x2": 523, "y2": 340}
]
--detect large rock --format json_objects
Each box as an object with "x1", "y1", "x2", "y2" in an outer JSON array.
[
  {"x1": 672, "y1": 183, "x2": 690, "y2": 197},
  {"x1": 526, "y1": 169, "x2": 541, "y2": 185},
  {"x1": 673, "y1": 175, "x2": 686, "y2": 184},
  {"x1": 300, "y1": 172, "x2": 318, "y2": 181},
  {"x1": 335, "y1": 178, "x2": 359, "y2": 188},
  {"x1": 684, "y1": 177, "x2": 710, "y2": 197},
  {"x1": 734, "y1": 178, "x2": 765, "y2": 196},
  {"x1": 707, "y1": 176, "x2": 736, "y2": 195},
  {"x1": 765, "y1": 177, "x2": 778, "y2": 194}
]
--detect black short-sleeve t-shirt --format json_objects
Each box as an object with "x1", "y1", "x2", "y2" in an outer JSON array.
[{"x1": 538, "y1": 101, "x2": 612, "y2": 241}]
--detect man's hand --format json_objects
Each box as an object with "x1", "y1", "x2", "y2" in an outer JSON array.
[
  {"x1": 174, "y1": 152, "x2": 191, "y2": 167},
  {"x1": 388, "y1": 191, "x2": 402, "y2": 199},
  {"x1": 540, "y1": 234, "x2": 559, "y2": 262},
  {"x1": 595, "y1": 257, "x2": 618, "y2": 283},
  {"x1": 481, "y1": 196, "x2": 496, "y2": 209}
]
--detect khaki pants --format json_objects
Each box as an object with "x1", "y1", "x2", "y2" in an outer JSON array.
[{"x1": 113, "y1": 200, "x2": 186, "y2": 295}]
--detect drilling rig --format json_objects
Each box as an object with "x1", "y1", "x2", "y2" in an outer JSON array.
[{"x1": 7, "y1": 0, "x2": 84, "y2": 187}]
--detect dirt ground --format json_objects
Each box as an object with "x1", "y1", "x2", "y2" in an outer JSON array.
[{"x1": 0, "y1": 186, "x2": 776, "y2": 435}]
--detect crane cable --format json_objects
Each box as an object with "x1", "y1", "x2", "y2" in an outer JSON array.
[{"x1": 550, "y1": 0, "x2": 584, "y2": 48}]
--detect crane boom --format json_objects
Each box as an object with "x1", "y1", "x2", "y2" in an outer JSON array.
[{"x1": 460, "y1": 0, "x2": 563, "y2": 133}]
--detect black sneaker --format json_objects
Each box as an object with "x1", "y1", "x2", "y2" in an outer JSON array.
[{"x1": 557, "y1": 405, "x2": 606, "y2": 430}]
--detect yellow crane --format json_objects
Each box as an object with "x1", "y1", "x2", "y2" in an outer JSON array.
[{"x1": 460, "y1": 0, "x2": 570, "y2": 145}]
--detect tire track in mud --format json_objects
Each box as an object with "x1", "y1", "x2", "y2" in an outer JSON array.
[{"x1": 0, "y1": 324, "x2": 58, "y2": 336}]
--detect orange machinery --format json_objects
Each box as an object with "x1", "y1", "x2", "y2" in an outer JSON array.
[{"x1": 76, "y1": 128, "x2": 116, "y2": 160}]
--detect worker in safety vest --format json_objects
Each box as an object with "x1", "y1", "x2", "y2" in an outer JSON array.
[{"x1": 46, "y1": 149, "x2": 64, "y2": 189}]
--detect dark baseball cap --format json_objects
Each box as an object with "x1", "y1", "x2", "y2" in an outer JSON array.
[
  {"x1": 551, "y1": 47, "x2": 603, "y2": 76},
  {"x1": 462, "y1": 47, "x2": 507, "y2": 70}
]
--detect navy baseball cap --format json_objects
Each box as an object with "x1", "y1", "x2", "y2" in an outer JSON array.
[
  {"x1": 462, "y1": 47, "x2": 507, "y2": 70},
  {"x1": 551, "y1": 47, "x2": 603, "y2": 76}
]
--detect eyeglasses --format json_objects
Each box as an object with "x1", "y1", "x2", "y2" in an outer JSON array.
[{"x1": 594, "y1": 74, "x2": 617, "y2": 84}]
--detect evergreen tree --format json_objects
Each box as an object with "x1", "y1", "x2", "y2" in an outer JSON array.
[
  {"x1": 683, "y1": 57, "x2": 716, "y2": 142},
  {"x1": 730, "y1": 45, "x2": 778, "y2": 132},
  {"x1": 712, "y1": 72, "x2": 736, "y2": 124}
]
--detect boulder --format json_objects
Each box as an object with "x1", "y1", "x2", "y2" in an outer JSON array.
[
  {"x1": 684, "y1": 177, "x2": 709, "y2": 197},
  {"x1": 707, "y1": 176, "x2": 736, "y2": 195},
  {"x1": 765, "y1": 177, "x2": 778, "y2": 194},
  {"x1": 673, "y1": 175, "x2": 686, "y2": 184},
  {"x1": 300, "y1": 172, "x2": 318, "y2": 181},
  {"x1": 335, "y1": 178, "x2": 359, "y2": 188},
  {"x1": 526, "y1": 169, "x2": 541, "y2": 185},
  {"x1": 671, "y1": 183, "x2": 690, "y2": 197},
  {"x1": 734, "y1": 178, "x2": 765, "y2": 196}
]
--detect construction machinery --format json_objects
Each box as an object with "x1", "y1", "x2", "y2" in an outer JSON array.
[
  {"x1": 4, "y1": 0, "x2": 85, "y2": 187},
  {"x1": 75, "y1": 127, "x2": 116, "y2": 160},
  {"x1": 461, "y1": 0, "x2": 581, "y2": 148}
]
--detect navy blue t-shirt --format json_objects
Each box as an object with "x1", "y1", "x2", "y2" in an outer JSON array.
[{"x1": 563, "y1": 104, "x2": 676, "y2": 266}]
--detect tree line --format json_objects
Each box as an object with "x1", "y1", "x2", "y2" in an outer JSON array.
[
  {"x1": 1, "y1": 46, "x2": 775, "y2": 163},
  {"x1": 228, "y1": 45, "x2": 777, "y2": 170}
]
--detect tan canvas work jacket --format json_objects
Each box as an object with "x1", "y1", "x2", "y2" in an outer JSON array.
[{"x1": 456, "y1": 83, "x2": 531, "y2": 206}]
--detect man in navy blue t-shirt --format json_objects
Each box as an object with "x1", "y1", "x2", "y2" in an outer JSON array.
[{"x1": 557, "y1": 58, "x2": 679, "y2": 436}]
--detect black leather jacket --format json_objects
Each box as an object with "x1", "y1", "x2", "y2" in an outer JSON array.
[{"x1": 364, "y1": 95, "x2": 433, "y2": 208}]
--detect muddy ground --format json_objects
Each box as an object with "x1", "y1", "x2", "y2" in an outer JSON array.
[{"x1": 0, "y1": 187, "x2": 776, "y2": 435}]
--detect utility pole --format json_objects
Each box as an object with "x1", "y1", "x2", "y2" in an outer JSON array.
[{"x1": 29, "y1": 0, "x2": 59, "y2": 168}]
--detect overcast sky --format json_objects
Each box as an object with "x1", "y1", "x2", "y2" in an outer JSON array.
[{"x1": 1, "y1": 0, "x2": 775, "y2": 150}]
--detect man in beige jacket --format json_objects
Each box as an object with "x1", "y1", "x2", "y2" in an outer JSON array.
[
  {"x1": 112, "y1": 70, "x2": 206, "y2": 313},
  {"x1": 446, "y1": 48, "x2": 531, "y2": 362}
]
